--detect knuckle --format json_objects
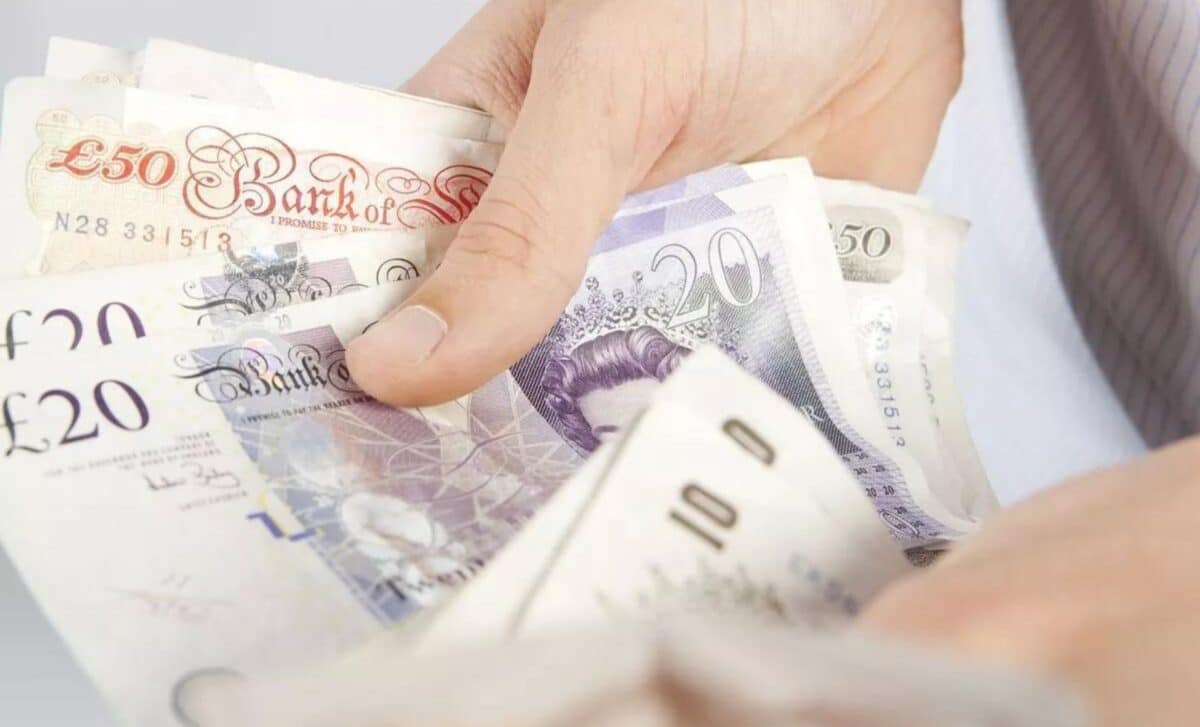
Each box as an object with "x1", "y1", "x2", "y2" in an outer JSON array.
[
  {"x1": 472, "y1": 51, "x2": 533, "y2": 124},
  {"x1": 444, "y1": 230, "x2": 579, "y2": 307},
  {"x1": 428, "y1": 54, "x2": 528, "y2": 124},
  {"x1": 468, "y1": 184, "x2": 546, "y2": 261},
  {"x1": 454, "y1": 217, "x2": 538, "y2": 274},
  {"x1": 451, "y1": 188, "x2": 578, "y2": 297}
]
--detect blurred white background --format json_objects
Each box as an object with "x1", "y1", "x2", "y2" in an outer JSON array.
[{"x1": 0, "y1": 0, "x2": 1146, "y2": 724}]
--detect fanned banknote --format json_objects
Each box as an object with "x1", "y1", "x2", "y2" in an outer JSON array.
[
  {"x1": 0, "y1": 35, "x2": 1011, "y2": 727},
  {"x1": 0, "y1": 157, "x2": 989, "y2": 537},
  {"x1": 0, "y1": 77, "x2": 499, "y2": 276},
  {"x1": 0, "y1": 163, "x2": 974, "y2": 723},
  {"x1": 0, "y1": 160, "x2": 973, "y2": 537}
]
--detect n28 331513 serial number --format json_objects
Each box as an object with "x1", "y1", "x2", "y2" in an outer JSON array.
[{"x1": 54, "y1": 212, "x2": 232, "y2": 253}]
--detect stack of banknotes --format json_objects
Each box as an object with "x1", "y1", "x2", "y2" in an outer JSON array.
[{"x1": 0, "y1": 38, "x2": 1015, "y2": 725}]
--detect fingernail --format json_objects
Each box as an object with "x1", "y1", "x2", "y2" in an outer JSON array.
[{"x1": 356, "y1": 305, "x2": 447, "y2": 366}]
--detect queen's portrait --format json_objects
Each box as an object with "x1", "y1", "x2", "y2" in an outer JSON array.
[{"x1": 540, "y1": 325, "x2": 691, "y2": 453}]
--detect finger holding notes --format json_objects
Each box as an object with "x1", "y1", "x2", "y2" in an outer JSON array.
[
  {"x1": 346, "y1": 12, "x2": 664, "y2": 405},
  {"x1": 346, "y1": 0, "x2": 695, "y2": 406},
  {"x1": 347, "y1": 0, "x2": 965, "y2": 406}
]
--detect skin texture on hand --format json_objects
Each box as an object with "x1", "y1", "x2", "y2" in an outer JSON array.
[
  {"x1": 860, "y1": 437, "x2": 1200, "y2": 727},
  {"x1": 345, "y1": 0, "x2": 963, "y2": 406}
]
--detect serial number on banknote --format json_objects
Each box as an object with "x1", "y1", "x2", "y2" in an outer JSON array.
[{"x1": 51, "y1": 212, "x2": 234, "y2": 252}]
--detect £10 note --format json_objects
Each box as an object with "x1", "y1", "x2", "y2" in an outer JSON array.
[
  {"x1": 417, "y1": 348, "x2": 909, "y2": 651},
  {"x1": 511, "y1": 358, "x2": 911, "y2": 637}
]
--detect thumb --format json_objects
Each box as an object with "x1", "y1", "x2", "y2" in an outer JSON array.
[{"x1": 347, "y1": 29, "x2": 676, "y2": 407}]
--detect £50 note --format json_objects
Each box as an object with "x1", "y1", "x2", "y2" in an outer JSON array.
[
  {"x1": 139, "y1": 39, "x2": 505, "y2": 142},
  {"x1": 0, "y1": 77, "x2": 499, "y2": 276},
  {"x1": 817, "y1": 179, "x2": 994, "y2": 524},
  {"x1": 43, "y1": 37, "x2": 142, "y2": 88}
]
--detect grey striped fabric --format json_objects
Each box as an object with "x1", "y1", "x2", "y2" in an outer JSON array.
[{"x1": 1008, "y1": 0, "x2": 1200, "y2": 445}]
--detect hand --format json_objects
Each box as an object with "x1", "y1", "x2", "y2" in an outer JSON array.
[
  {"x1": 347, "y1": 0, "x2": 963, "y2": 406},
  {"x1": 860, "y1": 438, "x2": 1200, "y2": 727}
]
